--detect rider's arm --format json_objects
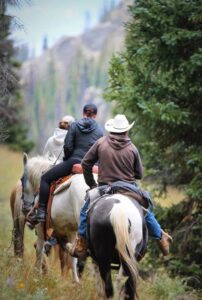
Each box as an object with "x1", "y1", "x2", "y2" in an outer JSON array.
[
  {"x1": 133, "y1": 148, "x2": 144, "y2": 179},
  {"x1": 63, "y1": 122, "x2": 76, "y2": 160},
  {"x1": 81, "y1": 139, "x2": 100, "y2": 188}
]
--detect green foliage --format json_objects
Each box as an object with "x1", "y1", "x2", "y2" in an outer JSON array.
[
  {"x1": 138, "y1": 271, "x2": 199, "y2": 300},
  {"x1": 6, "y1": 119, "x2": 34, "y2": 153},
  {"x1": 106, "y1": 0, "x2": 202, "y2": 188},
  {"x1": 154, "y1": 203, "x2": 202, "y2": 289},
  {"x1": 105, "y1": 0, "x2": 202, "y2": 288},
  {"x1": 150, "y1": 273, "x2": 186, "y2": 300},
  {"x1": 141, "y1": 202, "x2": 202, "y2": 289},
  {"x1": 0, "y1": 1, "x2": 34, "y2": 152}
]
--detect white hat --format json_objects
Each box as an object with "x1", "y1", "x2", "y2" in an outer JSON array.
[
  {"x1": 60, "y1": 115, "x2": 75, "y2": 125},
  {"x1": 105, "y1": 114, "x2": 135, "y2": 133}
]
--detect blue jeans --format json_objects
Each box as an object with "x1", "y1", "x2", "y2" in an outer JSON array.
[
  {"x1": 78, "y1": 198, "x2": 162, "y2": 240},
  {"x1": 78, "y1": 198, "x2": 90, "y2": 237},
  {"x1": 145, "y1": 209, "x2": 162, "y2": 239}
]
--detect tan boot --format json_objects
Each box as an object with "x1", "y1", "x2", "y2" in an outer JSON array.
[
  {"x1": 157, "y1": 230, "x2": 173, "y2": 256},
  {"x1": 66, "y1": 235, "x2": 88, "y2": 259}
]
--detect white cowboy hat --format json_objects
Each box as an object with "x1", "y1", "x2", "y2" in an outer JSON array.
[{"x1": 105, "y1": 114, "x2": 135, "y2": 133}]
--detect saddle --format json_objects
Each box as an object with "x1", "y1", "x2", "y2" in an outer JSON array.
[
  {"x1": 87, "y1": 185, "x2": 149, "y2": 217},
  {"x1": 46, "y1": 164, "x2": 98, "y2": 232},
  {"x1": 115, "y1": 189, "x2": 148, "y2": 209},
  {"x1": 72, "y1": 164, "x2": 98, "y2": 175},
  {"x1": 53, "y1": 164, "x2": 98, "y2": 195}
]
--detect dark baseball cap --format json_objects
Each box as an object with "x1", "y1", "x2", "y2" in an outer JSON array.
[{"x1": 83, "y1": 103, "x2": 97, "y2": 115}]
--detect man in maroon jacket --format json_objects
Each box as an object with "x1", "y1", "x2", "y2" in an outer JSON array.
[{"x1": 67, "y1": 114, "x2": 172, "y2": 259}]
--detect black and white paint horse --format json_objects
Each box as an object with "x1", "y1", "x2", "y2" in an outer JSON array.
[{"x1": 87, "y1": 193, "x2": 147, "y2": 300}]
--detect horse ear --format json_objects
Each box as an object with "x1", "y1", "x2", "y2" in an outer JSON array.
[{"x1": 23, "y1": 152, "x2": 28, "y2": 166}]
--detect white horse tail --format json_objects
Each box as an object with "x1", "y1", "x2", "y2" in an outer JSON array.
[{"x1": 110, "y1": 203, "x2": 138, "y2": 283}]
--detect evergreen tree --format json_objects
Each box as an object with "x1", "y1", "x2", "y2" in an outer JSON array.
[
  {"x1": 0, "y1": 0, "x2": 33, "y2": 151},
  {"x1": 106, "y1": 0, "x2": 202, "y2": 287}
]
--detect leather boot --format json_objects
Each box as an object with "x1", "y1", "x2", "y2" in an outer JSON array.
[
  {"x1": 66, "y1": 235, "x2": 88, "y2": 259},
  {"x1": 26, "y1": 207, "x2": 46, "y2": 229},
  {"x1": 157, "y1": 230, "x2": 173, "y2": 256}
]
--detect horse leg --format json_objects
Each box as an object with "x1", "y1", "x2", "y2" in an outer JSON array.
[
  {"x1": 13, "y1": 215, "x2": 25, "y2": 258},
  {"x1": 114, "y1": 266, "x2": 126, "y2": 300},
  {"x1": 69, "y1": 235, "x2": 82, "y2": 282},
  {"x1": 55, "y1": 236, "x2": 69, "y2": 278},
  {"x1": 98, "y1": 259, "x2": 113, "y2": 299},
  {"x1": 68, "y1": 232, "x2": 80, "y2": 283},
  {"x1": 11, "y1": 181, "x2": 25, "y2": 258},
  {"x1": 62, "y1": 248, "x2": 80, "y2": 282},
  {"x1": 53, "y1": 244, "x2": 60, "y2": 264},
  {"x1": 58, "y1": 246, "x2": 80, "y2": 282},
  {"x1": 57, "y1": 234, "x2": 80, "y2": 282},
  {"x1": 35, "y1": 223, "x2": 47, "y2": 273},
  {"x1": 91, "y1": 261, "x2": 106, "y2": 299},
  {"x1": 121, "y1": 261, "x2": 139, "y2": 300},
  {"x1": 58, "y1": 245, "x2": 69, "y2": 277},
  {"x1": 59, "y1": 247, "x2": 80, "y2": 283}
]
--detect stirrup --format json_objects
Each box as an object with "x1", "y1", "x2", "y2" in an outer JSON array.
[{"x1": 26, "y1": 209, "x2": 46, "y2": 230}]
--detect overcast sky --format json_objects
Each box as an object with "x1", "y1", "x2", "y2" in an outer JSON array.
[{"x1": 8, "y1": 0, "x2": 120, "y2": 55}]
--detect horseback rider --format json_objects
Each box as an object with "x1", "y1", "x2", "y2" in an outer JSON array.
[
  {"x1": 27, "y1": 104, "x2": 103, "y2": 226},
  {"x1": 67, "y1": 114, "x2": 173, "y2": 258},
  {"x1": 43, "y1": 115, "x2": 75, "y2": 164},
  {"x1": 22, "y1": 115, "x2": 75, "y2": 215}
]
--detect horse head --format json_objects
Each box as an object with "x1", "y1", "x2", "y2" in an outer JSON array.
[{"x1": 21, "y1": 153, "x2": 52, "y2": 207}]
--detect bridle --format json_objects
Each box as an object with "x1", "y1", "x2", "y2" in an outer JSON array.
[{"x1": 20, "y1": 173, "x2": 27, "y2": 202}]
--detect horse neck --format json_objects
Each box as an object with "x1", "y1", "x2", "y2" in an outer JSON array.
[{"x1": 27, "y1": 157, "x2": 52, "y2": 192}]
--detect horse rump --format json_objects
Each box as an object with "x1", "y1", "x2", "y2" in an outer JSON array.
[{"x1": 88, "y1": 194, "x2": 144, "y2": 299}]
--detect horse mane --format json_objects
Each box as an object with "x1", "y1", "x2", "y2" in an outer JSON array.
[{"x1": 26, "y1": 156, "x2": 52, "y2": 192}]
